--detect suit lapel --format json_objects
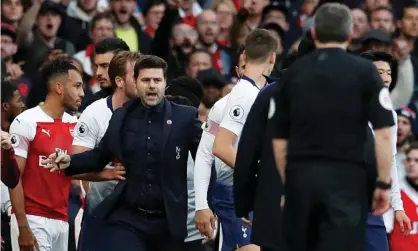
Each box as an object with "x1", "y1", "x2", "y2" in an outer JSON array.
[{"x1": 161, "y1": 100, "x2": 172, "y2": 154}]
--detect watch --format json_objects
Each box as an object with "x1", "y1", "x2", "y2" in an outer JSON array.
[{"x1": 376, "y1": 180, "x2": 391, "y2": 190}]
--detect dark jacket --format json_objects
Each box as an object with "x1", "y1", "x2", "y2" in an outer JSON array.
[
  {"x1": 234, "y1": 83, "x2": 284, "y2": 250},
  {"x1": 65, "y1": 98, "x2": 202, "y2": 239}
]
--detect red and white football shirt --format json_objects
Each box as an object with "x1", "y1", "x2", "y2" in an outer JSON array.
[
  {"x1": 9, "y1": 106, "x2": 77, "y2": 222},
  {"x1": 389, "y1": 179, "x2": 418, "y2": 251}
]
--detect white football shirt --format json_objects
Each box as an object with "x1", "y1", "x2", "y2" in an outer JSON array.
[
  {"x1": 218, "y1": 77, "x2": 260, "y2": 185},
  {"x1": 72, "y1": 96, "x2": 116, "y2": 213}
]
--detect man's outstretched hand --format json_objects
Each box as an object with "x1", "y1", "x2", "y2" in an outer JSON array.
[{"x1": 41, "y1": 152, "x2": 71, "y2": 172}]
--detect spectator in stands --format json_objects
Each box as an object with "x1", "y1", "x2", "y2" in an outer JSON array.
[
  {"x1": 396, "y1": 107, "x2": 416, "y2": 178},
  {"x1": 350, "y1": 8, "x2": 369, "y2": 53},
  {"x1": 363, "y1": 0, "x2": 391, "y2": 12},
  {"x1": 63, "y1": 0, "x2": 100, "y2": 51},
  {"x1": 197, "y1": 68, "x2": 227, "y2": 108},
  {"x1": 142, "y1": 0, "x2": 165, "y2": 39},
  {"x1": 178, "y1": 0, "x2": 202, "y2": 28},
  {"x1": 397, "y1": 3, "x2": 418, "y2": 60},
  {"x1": 109, "y1": 0, "x2": 151, "y2": 53},
  {"x1": 242, "y1": 0, "x2": 269, "y2": 30},
  {"x1": 261, "y1": 1, "x2": 289, "y2": 32},
  {"x1": 73, "y1": 12, "x2": 115, "y2": 77},
  {"x1": 212, "y1": 0, "x2": 237, "y2": 47},
  {"x1": 1, "y1": 23, "x2": 32, "y2": 100},
  {"x1": 261, "y1": 22, "x2": 284, "y2": 77},
  {"x1": 17, "y1": 1, "x2": 76, "y2": 73},
  {"x1": 0, "y1": 0, "x2": 23, "y2": 28},
  {"x1": 195, "y1": 10, "x2": 231, "y2": 77},
  {"x1": 369, "y1": 6, "x2": 396, "y2": 34},
  {"x1": 185, "y1": 48, "x2": 212, "y2": 78},
  {"x1": 152, "y1": 0, "x2": 199, "y2": 79}
]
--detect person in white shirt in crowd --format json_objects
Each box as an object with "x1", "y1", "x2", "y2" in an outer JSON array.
[
  {"x1": 204, "y1": 28, "x2": 277, "y2": 251},
  {"x1": 360, "y1": 50, "x2": 411, "y2": 251},
  {"x1": 71, "y1": 50, "x2": 140, "y2": 251}
]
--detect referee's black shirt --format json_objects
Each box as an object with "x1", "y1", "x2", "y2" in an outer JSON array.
[{"x1": 270, "y1": 48, "x2": 395, "y2": 165}]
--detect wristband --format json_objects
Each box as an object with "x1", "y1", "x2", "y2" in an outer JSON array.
[
  {"x1": 376, "y1": 180, "x2": 391, "y2": 190},
  {"x1": 18, "y1": 224, "x2": 29, "y2": 229}
]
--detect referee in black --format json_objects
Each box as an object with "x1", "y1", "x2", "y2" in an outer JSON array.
[{"x1": 269, "y1": 3, "x2": 395, "y2": 251}]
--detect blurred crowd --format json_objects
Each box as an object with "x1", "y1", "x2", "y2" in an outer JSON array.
[{"x1": 1, "y1": 0, "x2": 418, "y2": 250}]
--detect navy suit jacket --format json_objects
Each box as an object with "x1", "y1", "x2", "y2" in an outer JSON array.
[{"x1": 65, "y1": 98, "x2": 202, "y2": 239}]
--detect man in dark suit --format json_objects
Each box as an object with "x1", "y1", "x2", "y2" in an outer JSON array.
[
  {"x1": 233, "y1": 32, "x2": 315, "y2": 251},
  {"x1": 43, "y1": 55, "x2": 202, "y2": 251}
]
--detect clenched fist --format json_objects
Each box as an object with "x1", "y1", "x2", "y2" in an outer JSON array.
[{"x1": 1, "y1": 130, "x2": 12, "y2": 150}]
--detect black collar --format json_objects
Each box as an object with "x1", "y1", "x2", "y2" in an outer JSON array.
[{"x1": 241, "y1": 75, "x2": 260, "y2": 89}]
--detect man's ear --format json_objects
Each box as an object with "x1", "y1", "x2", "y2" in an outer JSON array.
[
  {"x1": 54, "y1": 81, "x2": 64, "y2": 95},
  {"x1": 115, "y1": 76, "x2": 124, "y2": 88},
  {"x1": 2, "y1": 102, "x2": 9, "y2": 112},
  {"x1": 269, "y1": 52, "x2": 276, "y2": 65}
]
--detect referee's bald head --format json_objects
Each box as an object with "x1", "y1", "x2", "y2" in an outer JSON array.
[{"x1": 313, "y1": 3, "x2": 352, "y2": 44}]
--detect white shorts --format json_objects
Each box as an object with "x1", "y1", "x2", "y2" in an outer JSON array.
[{"x1": 11, "y1": 214, "x2": 69, "y2": 251}]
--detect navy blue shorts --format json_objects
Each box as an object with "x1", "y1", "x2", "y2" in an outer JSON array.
[
  {"x1": 365, "y1": 225, "x2": 389, "y2": 251},
  {"x1": 212, "y1": 182, "x2": 253, "y2": 251}
]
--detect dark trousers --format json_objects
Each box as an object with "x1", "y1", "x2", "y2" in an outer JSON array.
[
  {"x1": 87, "y1": 205, "x2": 184, "y2": 251},
  {"x1": 1, "y1": 213, "x2": 12, "y2": 251},
  {"x1": 90, "y1": 223, "x2": 184, "y2": 251},
  {"x1": 283, "y1": 162, "x2": 368, "y2": 251},
  {"x1": 185, "y1": 239, "x2": 213, "y2": 251}
]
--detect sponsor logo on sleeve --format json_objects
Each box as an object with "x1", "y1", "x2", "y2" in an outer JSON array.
[
  {"x1": 229, "y1": 105, "x2": 244, "y2": 120},
  {"x1": 378, "y1": 88, "x2": 393, "y2": 111},
  {"x1": 76, "y1": 122, "x2": 89, "y2": 137},
  {"x1": 10, "y1": 134, "x2": 19, "y2": 147}
]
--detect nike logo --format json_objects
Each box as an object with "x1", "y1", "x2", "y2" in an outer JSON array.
[{"x1": 41, "y1": 129, "x2": 50, "y2": 137}]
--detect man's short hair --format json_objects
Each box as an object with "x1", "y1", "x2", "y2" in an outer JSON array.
[
  {"x1": 360, "y1": 50, "x2": 393, "y2": 67},
  {"x1": 41, "y1": 57, "x2": 79, "y2": 85},
  {"x1": 406, "y1": 141, "x2": 418, "y2": 155},
  {"x1": 1, "y1": 80, "x2": 18, "y2": 103},
  {"x1": 314, "y1": 3, "x2": 353, "y2": 43},
  {"x1": 186, "y1": 48, "x2": 212, "y2": 66},
  {"x1": 244, "y1": 28, "x2": 278, "y2": 63},
  {"x1": 108, "y1": 51, "x2": 142, "y2": 89},
  {"x1": 367, "y1": 6, "x2": 393, "y2": 22},
  {"x1": 134, "y1": 55, "x2": 168, "y2": 80},
  {"x1": 94, "y1": 38, "x2": 130, "y2": 55},
  {"x1": 143, "y1": 0, "x2": 165, "y2": 16},
  {"x1": 90, "y1": 11, "x2": 115, "y2": 31},
  {"x1": 165, "y1": 95, "x2": 194, "y2": 107}
]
